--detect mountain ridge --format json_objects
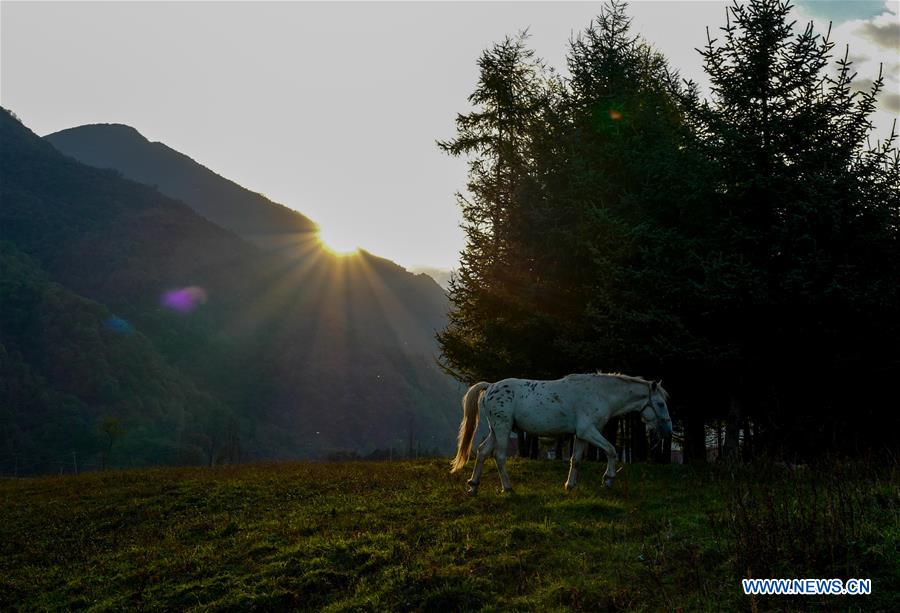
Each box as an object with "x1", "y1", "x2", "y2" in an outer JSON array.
[
  {"x1": 45, "y1": 122, "x2": 449, "y2": 329},
  {"x1": 46, "y1": 122, "x2": 318, "y2": 246},
  {"x1": 2, "y1": 108, "x2": 459, "y2": 468}
]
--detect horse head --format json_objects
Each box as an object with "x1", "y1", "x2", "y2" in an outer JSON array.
[{"x1": 641, "y1": 381, "x2": 673, "y2": 439}]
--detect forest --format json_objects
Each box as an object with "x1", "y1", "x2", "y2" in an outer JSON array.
[{"x1": 438, "y1": 0, "x2": 900, "y2": 463}]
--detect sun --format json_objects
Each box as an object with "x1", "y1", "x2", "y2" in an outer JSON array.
[{"x1": 316, "y1": 223, "x2": 361, "y2": 257}]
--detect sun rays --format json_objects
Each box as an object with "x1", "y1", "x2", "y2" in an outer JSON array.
[
  {"x1": 235, "y1": 230, "x2": 435, "y2": 448},
  {"x1": 210, "y1": 227, "x2": 433, "y2": 402}
]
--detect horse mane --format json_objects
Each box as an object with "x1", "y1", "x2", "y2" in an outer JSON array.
[
  {"x1": 595, "y1": 370, "x2": 651, "y2": 386},
  {"x1": 595, "y1": 371, "x2": 670, "y2": 399}
]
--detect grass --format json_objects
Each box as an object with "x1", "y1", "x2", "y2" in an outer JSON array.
[{"x1": 1, "y1": 458, "x2": 896, "y2": 611}]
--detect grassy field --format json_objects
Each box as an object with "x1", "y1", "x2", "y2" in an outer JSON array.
[{"x1": 1, "y1": 458, "x2": 896, "y2": 611}]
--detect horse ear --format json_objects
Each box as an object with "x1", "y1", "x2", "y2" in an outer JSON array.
[{"x1": 651, "y1": 381, "x2": 658, "y2": 392}]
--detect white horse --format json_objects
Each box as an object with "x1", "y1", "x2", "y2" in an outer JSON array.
[{"x1": 450, "y1": 373, "x2": 672, "y2": 494}]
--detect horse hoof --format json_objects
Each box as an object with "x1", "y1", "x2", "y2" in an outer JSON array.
[
  {"x1": 604, "y1": 478, "x2": 614, "y2": 488},
  {"x1": 564, "y1": 483, "x2": 575, "y2": 492},
  {"x1": 466, "y1": 487, "x2": 478, "y2": 496},
  {"x1": 502, "y1": 488, "x2": 514, "y2": 495}
]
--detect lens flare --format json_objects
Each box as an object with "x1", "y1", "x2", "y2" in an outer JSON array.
[
  {"x1": 161, "y1": 286, "x2": 208, "y2": 313},
  {"x1": 105, "y1": 315, "x2": 134, "y2": 334}
]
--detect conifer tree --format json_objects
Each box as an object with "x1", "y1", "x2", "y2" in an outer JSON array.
[
  {"x1": 437, "y1": 33, "x2": 555, "y2": 382},
  {"x1": 439, "y1": 0, "x2": 899, "y2": 459},
  {"x1": 686, "y1": 0, "x2": 900, "y2": 454}
]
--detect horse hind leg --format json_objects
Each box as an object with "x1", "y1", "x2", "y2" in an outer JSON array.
[
  {"x1": 491, "y1": 420, "x2": 514, "y2": 493},
  {"x1": 495, "y1": 450, "x2": 513, "y2": 493},
  {"x1": 467, "y1": 432, "x2": 495, "y2": 496},
  {"x1": 565, "y1": 438, "x2": 587, "y2": 492}
]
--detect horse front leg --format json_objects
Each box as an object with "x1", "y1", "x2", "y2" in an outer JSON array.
[
  {"x1": 467, "y1": 432, "x2": 495, "y2": 496},
  {"x1": 565, "y1": 438, "x2": 587, "y2": 492},
  {"x1": 580, "y1": 426, "x2": 618, "y2": 488}
]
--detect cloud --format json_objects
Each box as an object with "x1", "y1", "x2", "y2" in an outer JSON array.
[
  {"x1": 857, "y1": 15, "x2": 900, "y2": 50},
  {"x1": 792, "y1": 2, "x2": 900, "y2": 139},
  {"x1": 848, "y1": 77, "x2": 900, "y2": 115},
  {"x1": 850, "y1": 78, "x2": 900, "y2": 115},
  {"x1": 882, "y1": 92, "x2": 900, "y2": 114},
  {"x1": 851, "y1": 77, "x2": 876, "y2": 93}
]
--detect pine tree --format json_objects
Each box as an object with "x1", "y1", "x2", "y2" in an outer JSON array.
[
  {"x1": 437, "y1": 33, "x2": 556, "y2": 382},
  {"x1": 439, "y1": 0, "x2": 899, "y2": 459},
  {"x1": 686, "y1": 0, "x2": 900, "y2": 454},
  {"x1": 548, "y1": 1, "x2": 708, "y2": 375}
]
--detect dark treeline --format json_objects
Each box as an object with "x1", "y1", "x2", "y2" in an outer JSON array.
[{"x1": 438, "y1": 0, "x2": 900, "y2": 461}]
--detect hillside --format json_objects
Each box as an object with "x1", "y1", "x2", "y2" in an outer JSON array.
[
  {"x1": 1, "y1": 108, "x2": 459, "y2": 466},
  {"x1": 44, "y1": 122, "x2": 450, "y2": 356},
  {"x1": 1, "y1": 460, "x2": 896, "y2": 610},
  {"x1": 0, "y1": 242, "x2": 221, "y2": 471},
  {"x1": 45, "y1": 123, "x2": 451, "y2": 311},
  {"x1": 46, "y1": 123, "x2": 318, "y2": 247},
  {"x1": 1, "y1": 109, "x2": 263, "y2": 464}
]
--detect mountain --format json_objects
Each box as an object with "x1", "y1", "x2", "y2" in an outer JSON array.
[
  {"x1": 1, "y1": 108, "x2": 459, "y2": 469},
  {"x1": 410, "y1": 266, "x2": 453, "y2": 290},
  {"x1": 0, "y1": 242, "x2": 223, "y2": 472},
  {"x1": 45, "y1": 123, "x2": 318, "y2": 248},
  {"x1": 45, "y1": 122, "x2": 450, "y2": 355}
]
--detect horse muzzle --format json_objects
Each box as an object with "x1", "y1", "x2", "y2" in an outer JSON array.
[{"x1": 657, "y1": 420, "x2": 673, "y2": 437}]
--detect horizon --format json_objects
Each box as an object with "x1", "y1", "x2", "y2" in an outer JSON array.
[{"x1": 2, "y1": 1, "x2": 897, "y2": 272}]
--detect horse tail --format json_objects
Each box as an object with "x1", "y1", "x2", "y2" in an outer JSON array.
[{"x1": 450, "y1": 381, "x2": 490, "y2": 473}]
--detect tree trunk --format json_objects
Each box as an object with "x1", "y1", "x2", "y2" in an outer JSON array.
[
  {"x1": 659, "y1": 434, "x2": 672, "y2": 464},
  {"x1": 684, "y1": 414, "x2": 707, "y2": 463},
  {"x1": 723, "y1": 394, "x2": 742, "y2": 462},
  {"x1": 741, "y1": 417, "x2": 753, "y2": 460},
  {"x1": 630, "y1": 414, "x2": 649, "y2": 462},
  {"x1": 715, "y1": 420, "x2": 723, "y2": 459},
  {"x1": 603, "y1": 417, "x2": 620, "y2": 456},
  {"x1": 516, "y1": 430, "x2": 529, "y2": 458}
]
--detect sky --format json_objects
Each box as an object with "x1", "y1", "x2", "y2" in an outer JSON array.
[{"x1": 2, "y1": 1, "x2": 898, "y2": 273}]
